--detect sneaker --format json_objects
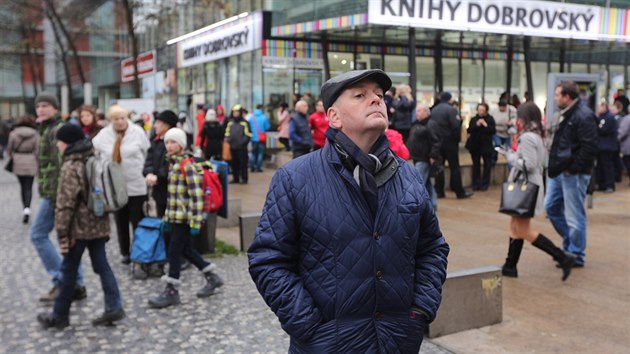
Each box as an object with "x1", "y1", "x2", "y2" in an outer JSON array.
[
  {"x1": 121, "y1": 255, "x2": 131, "y2": 265},
  {"x1": 23, "y1": 208, "x2": 30, "y2": 224},
  {"x1": 37, "y1": 313, "x2": 69, "y2": 329},
  {"x1": 72, "y1": 286, "x2": 87, "y2": 301},
  {"x1": 92, "y1": 309, "x2": 125, "y2": 326},
  {"x1": 39, "y1": 286, "x2": 59, "y2": 302}
]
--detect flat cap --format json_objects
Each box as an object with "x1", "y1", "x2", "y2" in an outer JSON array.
[{"x1": 320, "y1": 69, "x2": 392, "y2": 111}]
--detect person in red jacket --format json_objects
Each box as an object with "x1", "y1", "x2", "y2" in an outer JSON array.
[
  {"x1": 195, "y1": 104, "x2": 206, "y2": 147},
  {"x1": 308, "y1": 99, "x2": 329, "y2": 150},
  {"x1": 386, "y1": 128, "x2": 410, "y2": 160}
]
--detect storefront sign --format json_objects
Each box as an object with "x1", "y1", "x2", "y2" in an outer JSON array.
[
  {"x1": 121, "y1": 51, "x2": 156, "y2": 82},
  {"x1": 262, "y1": 56, "x2": 324, "y2": 69},
  {"x1": 369, "y1": 0, "x2": 601, "y2": 40},
  {"x1": 178, "y1": 13, "x2": 263, "y2": 68}
]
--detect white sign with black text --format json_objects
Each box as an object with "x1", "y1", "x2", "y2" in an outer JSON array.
[{"x1": 368, "y1": 0, "x2": 601, "y2": 40}]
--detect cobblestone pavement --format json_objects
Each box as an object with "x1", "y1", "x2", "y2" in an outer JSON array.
[{"x1": 0, "y1": 169, "x2": 451, "y2": 354}]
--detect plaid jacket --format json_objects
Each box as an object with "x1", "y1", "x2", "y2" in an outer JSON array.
[{"x1": 163, "y1": 154, "x2": 204, "y2": 229}]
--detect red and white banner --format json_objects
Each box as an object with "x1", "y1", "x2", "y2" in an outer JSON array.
[{"x1": 121, "y1": 50, "x2": 156, "y2": 82}]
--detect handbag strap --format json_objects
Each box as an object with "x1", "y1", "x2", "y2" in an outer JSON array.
[
  {"x1": 12, "y1": 138, "x2": 27, "y2": 154},
  {"x1": 252, "y1": 116, "x2": 261, "y2": 133},
  {"x1": 514, "y1": 158, "x2": 529, "y2": 183}
]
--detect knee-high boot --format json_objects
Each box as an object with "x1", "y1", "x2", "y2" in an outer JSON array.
[
  {"x1": 532, "y1": 234, "x2": 576, "y2": 281},
  {"x1": 502, "y1": 238, "x2": 524, "y2": 277}
]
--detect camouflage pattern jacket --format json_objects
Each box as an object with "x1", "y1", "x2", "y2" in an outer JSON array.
[
  {"x1": 163, "y1": 154, "x2": 205, "y2": 230},
  {"x1": 55, "y1": 139, "x2": 110, "y2": 244},
  {"x1": 37, "y1": 116, "x2": 65, "y2": 200}
]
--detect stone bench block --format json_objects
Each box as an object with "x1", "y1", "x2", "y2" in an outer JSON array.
[
  {"x1": 427, "y1": 266, "x2": 503, "y2": 338},
  {"x1": 239, "y1": 212, "x2": 262, "y2": 252},
  {"x1": 216, "y1": 198, "x2": 241, "y2": 228}
]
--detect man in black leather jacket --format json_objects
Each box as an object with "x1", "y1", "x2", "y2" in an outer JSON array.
[{"x1": 545, "y1": 81, "x2": 598, "y2": 267}]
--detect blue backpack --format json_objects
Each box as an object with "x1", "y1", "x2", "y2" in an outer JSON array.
[{"x1": 131, "y1": 217, "x2": 166, "y2": 264}]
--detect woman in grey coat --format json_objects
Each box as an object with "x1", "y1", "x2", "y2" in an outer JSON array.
[
  {"x1": 7, "y1": 115, "x2": 40, "y2": 223},
  {"x1": 498, "y1": 102, "x2": 576, "y2": 281}
]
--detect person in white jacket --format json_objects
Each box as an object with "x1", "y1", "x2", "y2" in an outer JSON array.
[{"x1": 92, "y1": 105, "x2": 150, "y2": 264}]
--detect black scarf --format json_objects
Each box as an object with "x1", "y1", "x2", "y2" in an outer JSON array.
[{"x1": 326, "y1": 128, "x2": 392, "y2": 214}]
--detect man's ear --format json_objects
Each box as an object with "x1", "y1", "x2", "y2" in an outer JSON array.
[{"x1": 327, "y1": 106, "x2": 342, "y2": 129}]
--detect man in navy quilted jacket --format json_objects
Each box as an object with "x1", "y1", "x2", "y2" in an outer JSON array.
[{"x1": 248, "y1": 69, "x2": 449, "y2": 353}]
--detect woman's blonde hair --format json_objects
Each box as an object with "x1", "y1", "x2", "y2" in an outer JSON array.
[
  {"x1": 108, "y1": 105, "x2": 129, "y2": 120},
  {"x1": 398, "y1": 84, "x2": 414, "y2": 101}
]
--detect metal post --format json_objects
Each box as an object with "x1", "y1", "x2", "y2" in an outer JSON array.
[
  {"x1": 321, "y1": 31, "x2": 330, "y2": 81},
  {"x1": 559, "y1": 39, "x2": 566, "y2": 73},
  {"x1": 408, "y1": 27, "x2": 417, "y2": 98},
  {"x1": 524, "y1": 36, "x2": 534, "y2": 100},
  {"x1": 435, "y1": 30, "x2": 443, "y2": 94},
  {"x1": 506, "y1": 36, "x2": 513, "y2": 98},
  {"x1": 457, "y1": 32, "x2": 463, "y2": 104}
]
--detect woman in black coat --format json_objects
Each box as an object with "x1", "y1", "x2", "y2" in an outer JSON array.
[
  {"x1": 466, "y1": 103, "x2": 496, "y2": 191},
  {"x1": 200, "y1": 109, "x2": 225, "y2": 160}
]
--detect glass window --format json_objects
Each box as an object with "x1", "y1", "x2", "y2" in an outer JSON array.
[
  {"x1": 328, "y1": 52, "x2": 354, "y2": 76},
  {"x1": 384, "y1": 55, "x2": 409, "y2": 86}
]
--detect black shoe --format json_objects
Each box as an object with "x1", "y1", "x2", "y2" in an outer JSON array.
[
  {"x1": 23, "y1": 214, "x2": 29, "y2": 224},
  {"x1": 556, "y1": 262, "x2": 584, "y2": 269},
  {"x1": 92, "y1": 309, "x2": 125, "y2": 326},
  {"x1": 197, "y1": 270, "x2": 224, "y2": 298},
  {"x1": 121, "y1": 255, "x2": 131, "y2": 265},
  {"x1": 533, "y1": 234, "x2": 576, "y2": 281},
  {"x1": 148, "y1": 284, "x2": 180, "y2": 309},
  {"x1": 37, "y1": 313, "x2": 69, "y2": 329},
  {"x1": 73, "y1": 286, "x2": 87, "y2": 301},
  {"x1": 229, "y1": 180, "x2": 239, "y2": 184},
  {"x1": 502, "y1": 238, "x2": 524, "y2": 278},
  {"x1": 436, "y1": 193, "x2": 445, "y2": 199},
  {"x1": 502, "y1": 266, "x2": 518, "y2": 277},
  {"x1": 240, "y1": 181, "x2": 248, "y2": 185},
  {"x1": 457, "y1": 191, "x2": 474, "y2": 199}
]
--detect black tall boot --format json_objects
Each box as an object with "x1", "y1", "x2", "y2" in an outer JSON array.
[
  {"x1": 532, "y1": 234, "x2": 576, "y2": 281},
  {"x1": 502, "y1": 238, "x2": 524, "y2": 278}
]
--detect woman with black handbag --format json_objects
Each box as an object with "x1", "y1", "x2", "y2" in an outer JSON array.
[{"x1": 498, "y1": 102, "x2": 576, "y2": 281}]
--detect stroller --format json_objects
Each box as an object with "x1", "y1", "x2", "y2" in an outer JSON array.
[{"x1": 130, "y1": 188, "x2": 166, "y2": 279}]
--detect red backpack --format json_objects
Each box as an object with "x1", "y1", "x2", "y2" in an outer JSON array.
[{"x1": 180, "y1": 157, "x2": 223, "y2": 213}]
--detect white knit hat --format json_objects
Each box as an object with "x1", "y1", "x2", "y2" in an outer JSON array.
[
  {"x1": 164, "y1": 127, "x2": 187, "y2": 149},
  {"x1": 205, "y1": 109, "x2": 217, "y2": 122}
]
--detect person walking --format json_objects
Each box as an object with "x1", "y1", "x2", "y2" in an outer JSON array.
[
  {"x1": 78, "y1": 105, "x2": 102, "y2": 139},
  {"x1": 7, "y1": 115, "x2": 40, "y2": 223},
  {"x1": 308, "y1": 99, "x2": 329, "y2": 150},
  {"x1": 545, "y1": 81, "x2": 598, "y2": 268},
  {"x1": 289, "y1": 100, "x2": 313, "y2": 158},
  {"x1": 30, "y1": 92, "x2": 86, "y2": 302},
  {"x1": 148, "y1": 128, "x2": 224, "y2": 309},
  {"x1": 37, "y1": 124, "x2": 125, "y2": 329},
  {"x1": 595, "y1": 102, "x2": 618, "y2": 193},
  {"x1": 499, "y1": 102, "x2": 576, "y2": 281},
  {"x1": 93, "y1": 105, "x2": 150, "y2": 264},
  {"x1": 391, "y1": 84, "x2": 415, "y2": 142},
  {"x1": 618, "y1": 110, "x2": 630, "y2": 184},
  {"x1": 466, "y1": 103, "x2": 496, "y2": 191},
  {"x1": 248, "y1": 104, "x2": 271, "y2": 172},
  {"x1": 248, "y1": 69, "x2": 449, "y2": 352},
  {"x1": 224, "y1": 105, "x2": 252, "y2": 184},
  {"x1": 277, "y1": 103, "x2": 291, "y2": 151},
  {"x1": 407, "y1": 104, "x2": 441, "y2": 210},
  {"x1": 199, "y1": 109, "x2": 224, "y2": 161},
  {"x1": 431, "y1": 92, "x2": 473, "y2": 199}
]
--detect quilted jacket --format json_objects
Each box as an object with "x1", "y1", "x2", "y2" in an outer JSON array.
[{"x1": 248, "y1": 142, "x2": 449, "y2": 353}]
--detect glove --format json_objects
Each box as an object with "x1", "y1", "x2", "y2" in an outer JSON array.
[
  {"x1": 160, "y1": 222, "x2": 171, "y2": 233},
  {"x1": 190, "y1": 227, "x2": 200, "y2": 237}
]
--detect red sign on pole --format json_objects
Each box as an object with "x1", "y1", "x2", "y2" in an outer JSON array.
[{"x1": 121, "y1": 50, "x2": 156, "y2": 82}]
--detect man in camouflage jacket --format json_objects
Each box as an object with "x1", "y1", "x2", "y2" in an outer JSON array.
[{"x1": 29, "y1": 92, "x2": 85, "y2": 302}]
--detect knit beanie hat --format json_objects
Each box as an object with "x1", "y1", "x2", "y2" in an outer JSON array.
[
  {"x1": 155, "y1": 110, "x2": 178, "y2": 127},
  {"x1": 205, "y1": 109, "x2": 217, "y2": 122},
  {"x1": 56, "y1": 123, "x2": 85, "y2": 144},
  {"x1": 164, "y1": 128, "x2": 187, "y2": 149},
  {"x1": 35, "y1": 91, "x2": 60, "y2": 109}
]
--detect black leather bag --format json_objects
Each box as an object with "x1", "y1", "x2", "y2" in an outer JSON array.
[
  {"x1": 4, "y1": 158, "x2": 13, "y2": 172},
  {"x1": 499, "y1": 166, "x2": 539, "y2": 218}
]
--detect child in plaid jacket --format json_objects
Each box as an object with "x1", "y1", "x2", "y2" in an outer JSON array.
[{"x1": 147, "y1": 128, "x2": 224, "y2": 309}]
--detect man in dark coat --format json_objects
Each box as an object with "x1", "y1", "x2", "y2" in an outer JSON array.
[
  {"x1": 431, "y1": 92, "x2": 473, "y2": 199},
  {"x1": 545, "y1": 80, "x2": 598, "y2": 267},
  {"x1": 248, "y1": 69, "x2": 449, "y2": 353},
  {"x1": 289, "y1": 100, "x2": 313, "y2": 159}
]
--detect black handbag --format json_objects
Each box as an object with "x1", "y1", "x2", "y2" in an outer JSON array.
[
  {"x1": 499, "y1": 164, "x2": 539, "y2": 218},
  {"x1": 4, "y1": 139, "x2": 26, "y2": 173}
]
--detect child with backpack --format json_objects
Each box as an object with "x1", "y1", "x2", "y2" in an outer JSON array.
[
  {"x1": 37, "y1": 124, "x2": 124, "y2": 329},
  {"x1": 148, "y1": 128, "x2": 224, "y2": 309}
]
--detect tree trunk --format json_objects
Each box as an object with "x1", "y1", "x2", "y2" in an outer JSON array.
[
  {"x1": 122, "y1": 0, "x2": 140, "y2": 98},
  {"x1": 43, "y1": 0, "x2": 86, "y2": 85},
  {"x1": 46, "y1": 8, "x2": 74, "y2": 105},
  {"x1": 21, "y1": 25, "x2": 40, "y2": 97}
]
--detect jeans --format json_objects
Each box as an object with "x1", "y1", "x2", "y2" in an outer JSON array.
[
  {"x1": 17, "y1": 175, "x2": 34, "y2": 208},
  {"x1": 415, "y1": 161, "x2": 437, "y2": 209},
  {"x1": 53, "y1": 238, "x2": 122, "y2": 319},
  {"x1": 30, "y1": 198, "x2": 84, "y2": 287},
  {"x1": 493, "y1": 135, "x2": 512, "y2": 168},
  {"x1": 251, "y1": 141, "x2": 265, "y2": 171},
  {"x1": 544, "y1": 172, "x2": 591, "y2": 264},
  {"x1": 168, "y1": 223, "x2": 210, "y2": 280}
]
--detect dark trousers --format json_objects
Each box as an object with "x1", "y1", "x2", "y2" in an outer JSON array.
[
  {"x1": 292, "y1": 145, "x2": 311, "y2": 159},
  {"x1": 168, "y1": 223, "x2": 210, "y2": 279},
  {"x1": 623, "y1": 155, "x2": 630, "y2": 181},
  {"x1": 279, "y1": 137, "x2": 290, "y2": 151},
  {"x1": 53, "y1": 239, "x2": 122, "y2": 319},
  {"x1": 114, "y1": 195, "x2": 146, "y2": 257},
  {"x1": 471, "y1": 152, "x2": 493, "y2": 190},
  {"x1": 17, "y1": 175, "x2": 34, "y2": 208},
  {"x1": 230, "y1": 148, "x2": 249, "y2": 183},
  {"x1": 435, "y1": 143, "x2": 465, "y2": 196},
  {"x1": 397, "y1": 128, "x2": 410, "y2": 143},
  {"x1": 614, "y1": 150, "x2": 624, "y2": 182},
  {"x1": 596, "y1": 151, "x2": 616, "y2": 190}
]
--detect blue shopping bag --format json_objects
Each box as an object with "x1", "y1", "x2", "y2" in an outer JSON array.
[{"x1": 131, "y1": 217, "x2": 166, "y2": 264}]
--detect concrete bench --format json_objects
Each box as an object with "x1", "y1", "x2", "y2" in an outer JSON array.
[
  {"x1": 239, "y1": 212, "x2": 262, "y2": 252},
  {"x1": 216, "y1": 198, "x2": 241, "y2": 228},
  {"x1": 427, "y1": 266, "x2": 503, "y2": 338}
]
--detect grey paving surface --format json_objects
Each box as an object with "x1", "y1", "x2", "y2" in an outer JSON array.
[{"x1": 0, "y1": 168, "x2": 452, "y2": 354}]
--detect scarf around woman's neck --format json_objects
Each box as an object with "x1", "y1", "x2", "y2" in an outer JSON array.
[
  {"x1": 325, "y1": 127, "x2": 394, "y2": 203},
  {"x1": 112, "y1": 127, "x2": 127, "y2": 163}
]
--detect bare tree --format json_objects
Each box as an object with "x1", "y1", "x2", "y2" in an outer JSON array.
[{"x1": 121, "y1": 0, "x2": 140, "y2": 98}]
